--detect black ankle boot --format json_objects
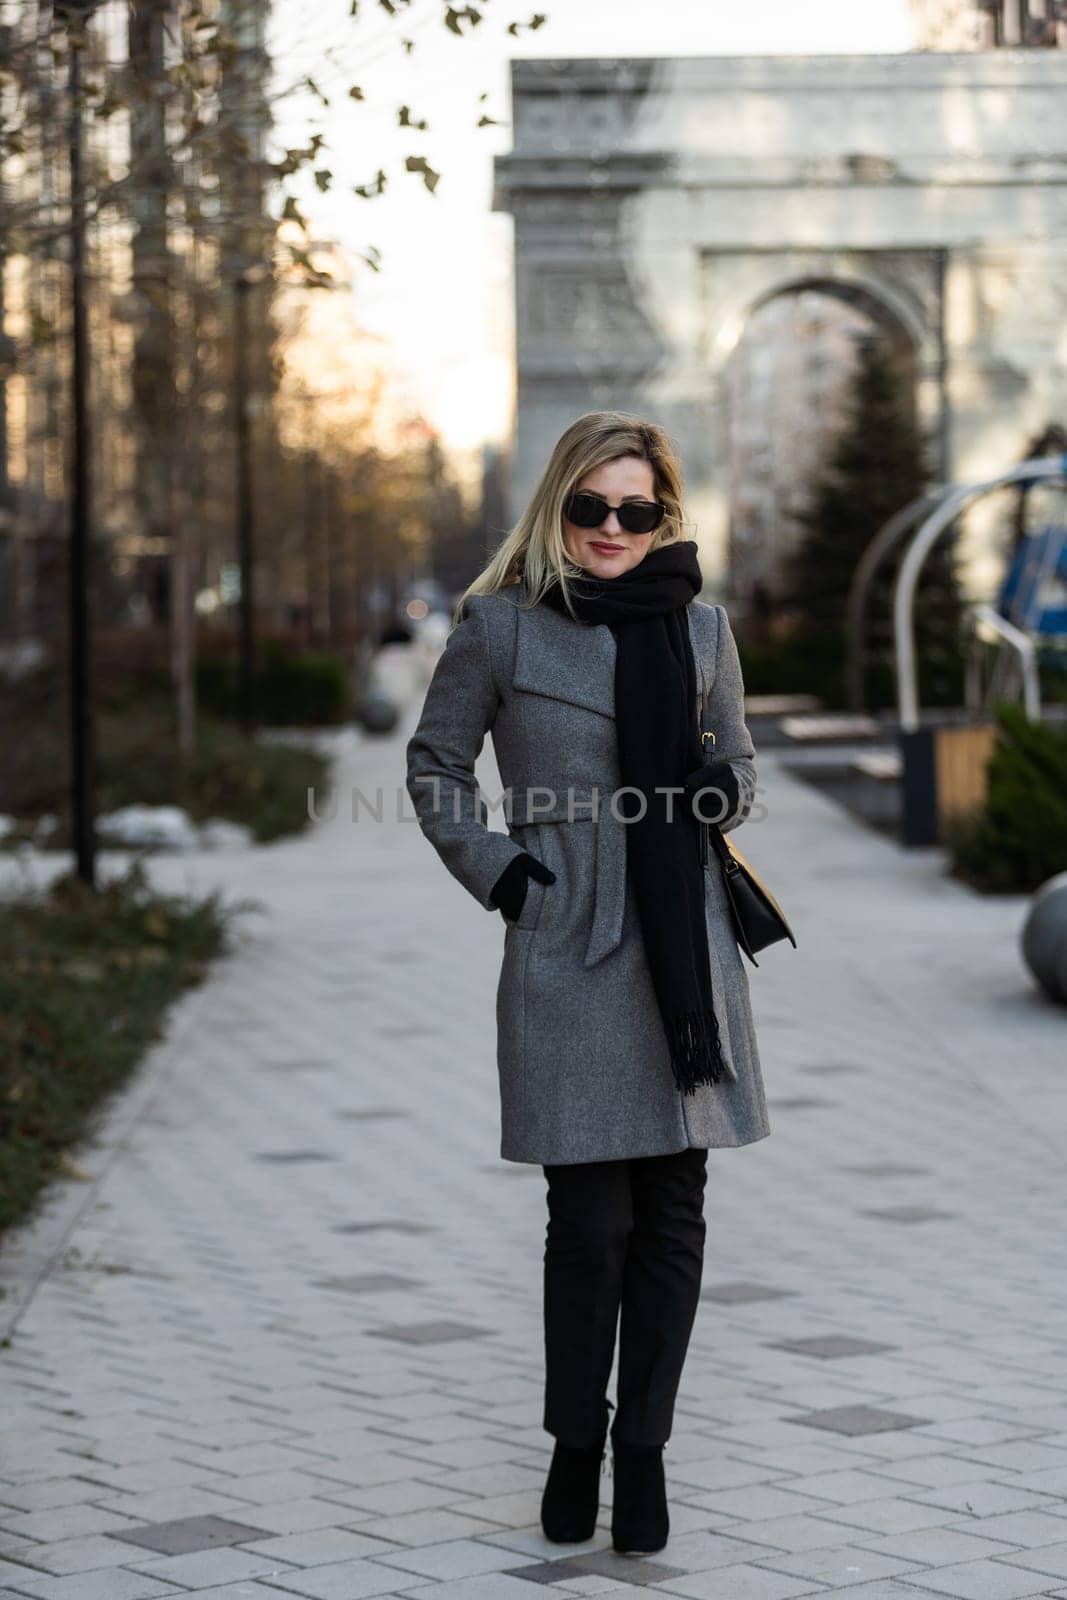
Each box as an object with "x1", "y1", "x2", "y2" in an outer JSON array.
[
  {"x1": 540, "y1": 1402, "x2": 611, "y2": 1544},
  {"x1": 610, "y1": 1439, "x2": 669, "y2": 1555}
]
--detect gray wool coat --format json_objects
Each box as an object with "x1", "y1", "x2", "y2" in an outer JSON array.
[{"x1": 404, "y1": 577, "x2": 772, "y2": 1166}]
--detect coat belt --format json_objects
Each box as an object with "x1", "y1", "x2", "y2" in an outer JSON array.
[{"x1": 504, "y1": 786, "x2": 625, "y2": 969}]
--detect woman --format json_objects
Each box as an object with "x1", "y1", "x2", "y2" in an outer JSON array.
[{"x1": 405, "y1": 412, "x2": 771, "y2": 1557}]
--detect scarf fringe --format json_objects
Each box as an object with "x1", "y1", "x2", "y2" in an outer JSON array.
[{"x1": 665, "y1": 1007, "x2": 730, "y2": 1096}]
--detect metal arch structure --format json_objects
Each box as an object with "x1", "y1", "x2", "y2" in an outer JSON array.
[
  {"x1": 968, "y1": 605, "x2": 1042, "y2": 724},
  {"x1": 894, "y1": 455, "x2": 1067, "y2": 733},
  {"x1": 845, "y1": 488, "x2": 950, "y2": 713}
]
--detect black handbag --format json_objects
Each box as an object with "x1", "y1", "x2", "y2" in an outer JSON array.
[{"x1": 696, "y1": 660, "x2": 797, "y2": 968}]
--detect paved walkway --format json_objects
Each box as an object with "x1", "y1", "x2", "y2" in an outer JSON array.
[{"x1": 2, "y1": 695, "x2": 1067, "y2": 1600}]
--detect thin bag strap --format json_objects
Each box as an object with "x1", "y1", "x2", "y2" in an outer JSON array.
[{"x1": 697, "y1": 653, "x2": 716, "y2": 756}]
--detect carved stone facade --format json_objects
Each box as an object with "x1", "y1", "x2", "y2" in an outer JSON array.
[
  {"x1": 493, "y1": 54, "x2": 1067, "y2": 597},
  {"x1": 910, "y1": 0, "x2": 1067, "y2": 49}
]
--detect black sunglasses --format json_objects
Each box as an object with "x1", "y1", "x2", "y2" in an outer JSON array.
[{"x1": 563, "y1": 490, "x2": 666, "y2": 536}]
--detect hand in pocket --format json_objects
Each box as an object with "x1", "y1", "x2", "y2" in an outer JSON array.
[{"x1": 489, "y1": 851, "x2": 556, "y2": 924}]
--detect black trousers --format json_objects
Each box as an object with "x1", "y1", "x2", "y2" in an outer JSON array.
[{"x1": 541, "y1": 1146, "x2": 708, "y2": 1449}]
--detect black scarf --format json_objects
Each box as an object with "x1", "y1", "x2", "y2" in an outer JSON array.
[{"x1": 538, "y1": 539, "x2": 730, "y2": 1095}]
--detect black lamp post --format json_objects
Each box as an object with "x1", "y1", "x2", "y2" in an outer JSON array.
[
  {"x1": 56, "y1": 0, "x2": 99, "y2": 887},
  {"x1": 234, "y1": 264, "x2": 268, "y2": 735}
]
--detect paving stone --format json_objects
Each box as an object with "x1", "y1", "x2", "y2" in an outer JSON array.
[
  {"x1": 251, "y1": 1152, "x2": 335, "y2": 1165},
  {"x1": 661, "y1": 1458, "x2": 785, "y2": 1494},
  {"x1": 238, "y1": 1529, "x2": 400, "y2": 1567},
  {"x1": 364, "y1": 1320, "x2": 494, "y2": 1345},
  {"x1": 1006, "y1": 1466, "x2": 1067, "y2": 1498},
  {"x1": 750, "y1": 1545, "x2": 929, "y2": 1587},
  {"x1": 699, "y1": 1284, "x2": 798, "y2": 1305},
  {"x1": 246, "y1": 1559, "x2": 425, "y2": 1597},
  {"x1": 333, "y1": 1110, "x2": 410, "y2": 1122},
  {"x1": 110, "y1": 1514, "x2": 277, "y2": 1556},
  {"x1": 0, "y1": 1482, "x2": 112, "y2": 1516},
  {"x1": 330, "y1": 1223, "x2": 435, "y2": 1236},
  {"x1": 500, "y1": 1564, "x2": 603, "y2": 1588},
  {"x1": 650, "y1": 1564, "x2": 838, "y2": 1598},
  {"x1": 769, "y1": 1096, "x2": 836, "y2": 1112},
  {"x1": 860, "y1": 1209, "x2": 958, "y2": 1226},
  {"x1": 169, "y1": 1590, "x2": 316, "y2": 1598},
  {"x1": 585, "y1": 1551, "x2": 693, "y2": 1582},
  {"x1": 219, "y1": 1500, "x2": 364, "y2": 1536},
  {"x1": 125, "y1": 1547, "x2": 291, "y2": 1588},
  {"x1": 779, "y1": 1588, "x2": 942, "y2": 1600},
  {"x1": 348, "y1": 1507, "x2": 511, "y2": 1545},
  {"x1": 404, "y1": 1577, "x2": 575, "y2": 1600},
  {"x1": 518, "y1": 1550, "x2": 689, "y2": 1585},
  {"x1": 854, "y1": 1526, "x2": 1024, "y2": 1565},
  {"x1": 633, "y1": 1528, "x2": 788, "y2": 1571},
  {"x1": 899, "y1": 1558, "x2": 1060, "y2": 1597},
  {"x1": 370, "y1": 1536, "x2": 546, "y2": 1580},
  {"x1": 942, "y1": 1511, "x2": 1067, "y2": 1548},
  {"x1": 806, "y1": 1499, "x2": 960, "y2": 1539},
  {"x1": 993, "y1": 1542, "x2": 1067, "y2": 1580},
  {"x1": 0, "y1": 1570, "x2": 177, "y2": 1599},
  {"x1": 5, "y1": 1537, "x2": 157, "y2": 1578},
  {"x1": 0, "y1": 1506, "x2": 140, "y2": 1544},
  {"x1": 800, "y1": 1063, "x2": 863, "y2": 1076},
  {"x1": 308, "y1": 1275, "x2": 422, "y2": 1296},
  {"x1": 914, "y1": 1486, "x2": 1067, "y2": 1519},
  {"x1": 260, "y1": 1060, "x2": 335, "y2": 1072},
  {"x1": 90, "y1": 1489, "x2": 260, "y2": 1525},
  {"x1": 681, "y1": 1484, "x2": 840, "y2": 1522},
  {"x1": 963, "y1": 1444, "x2": 1067, "y2": 1475},
  {"x1": 786, "y1": 1408, "x2": 933, "y2": 1438},
  {"x1": 331, "y1": 1480, "x2": 469, "y2": 1517},
  {"x1": 840, "y1": 1165, "x2": 932, "y2": 1178},
  {"x1": 208, "y1": 1473, "x2": 346, "y2": 1507},
  {"x1": 768, "y1": 1338, "x2": 899, "y2": 1361}
]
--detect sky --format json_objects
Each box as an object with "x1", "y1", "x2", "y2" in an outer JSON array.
[{"x1": 268, "y1": 0, "x2": 919, "y2": 461}]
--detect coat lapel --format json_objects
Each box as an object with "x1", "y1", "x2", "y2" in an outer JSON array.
[
  {"x1": 511, "y1": 578, "x2": 712, "y2": 722},
  {"x1": 511, "y1": 580, "x2": 616, "y2": 720}
]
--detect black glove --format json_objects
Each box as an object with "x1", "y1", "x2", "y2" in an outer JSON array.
[
  {"x1": 682, "y1": 759, "x2": 739, "y2": 826},
  {"x1": 489, "y1": 851, "x2": 556, "y2": 923}
]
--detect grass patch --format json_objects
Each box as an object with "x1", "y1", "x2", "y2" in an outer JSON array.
[{"x1": 0, "y1": 860, "x2": 245, "y2": 1240}]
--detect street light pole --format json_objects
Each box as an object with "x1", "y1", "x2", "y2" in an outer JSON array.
[
  {"x1": 234, "y1": 270, "x2": 257, "y2": 734},
  {"x1": 60, "y1": 0, "x2": 98, "y2": 887}
]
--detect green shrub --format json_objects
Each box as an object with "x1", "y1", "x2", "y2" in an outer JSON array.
[
  {"x1": 737, "y1": 624, "x2": 963, "y2": 711},
  {"x1": 196, "y1": 642, "x2": 351, "y2": 726},
  {"x1": 944, "y1": 703, "x2": 1067, "y2": 892}
]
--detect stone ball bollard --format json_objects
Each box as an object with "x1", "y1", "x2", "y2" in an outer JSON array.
[
  {"x1": 1021, "y1": 871, "x2": 1067, "y2": 1006},
  {"x1": 356, "y1": 688, "x2": 399, "y2": 736}
]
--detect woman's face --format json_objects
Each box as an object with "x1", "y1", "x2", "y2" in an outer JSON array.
[{"x1": 561, "y1": 456, "x2": 659, "y2": 581}]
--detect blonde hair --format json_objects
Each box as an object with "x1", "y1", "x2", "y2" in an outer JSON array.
[{"x1": 453, "y1": 411, "x2": 690, "y2": 627}]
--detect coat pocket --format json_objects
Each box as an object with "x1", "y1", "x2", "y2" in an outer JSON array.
[
  {"x1": 504, "y1": 791, "x2": 623, "y2": 965},
  {"x1": 513, "y1": 823, "x2": 548, "y2": 933}
]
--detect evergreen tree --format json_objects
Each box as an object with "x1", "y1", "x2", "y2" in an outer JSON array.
[{"x1": 779, "y1": 331, "x2": 965, "y2": 710}]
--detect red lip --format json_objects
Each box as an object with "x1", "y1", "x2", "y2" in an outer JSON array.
[{"x1": 590, "y1": 541, "x2": 625, "y2": 553}]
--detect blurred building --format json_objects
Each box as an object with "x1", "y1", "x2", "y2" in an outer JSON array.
[
  {"x1": 911, "y1": 0, "x2": 1067, "y2": 48},
  {"x1": 0, "y1": 0, "x2": 279, "y2": 645},
  {"x1": 494, "y1": 52, "x2": 1067, "y2": 603}
]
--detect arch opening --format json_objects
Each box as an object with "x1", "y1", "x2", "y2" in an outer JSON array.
[{"x1": 725, "y1": 279, "x2": 921, "y2": 624}]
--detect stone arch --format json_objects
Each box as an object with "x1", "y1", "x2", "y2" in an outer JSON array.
[
  {"x1": 495, "y1": 53, "x2": 1067, "y2": 589},
  {"x1": 707, "y1": 260, "x2": 932, "y2": 373},
  {"x1": 716, "y1": 265, "x2": 934, "y2": 604}
]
